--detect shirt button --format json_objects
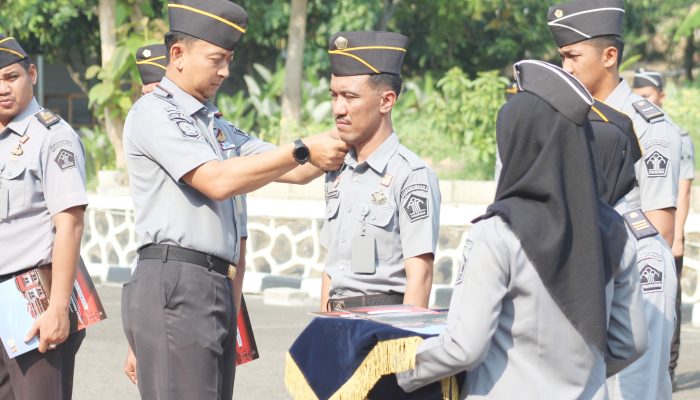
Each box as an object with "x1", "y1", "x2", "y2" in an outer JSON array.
[
  {"x1": 371, "y1": 215, "x2": 376, "y2": 220},
  {"x1": 347, "y1": 208, "x2": 352, "y2": 213},
  {"x1": 339, "y1": 265, "x2": 345, "y2": 271}
]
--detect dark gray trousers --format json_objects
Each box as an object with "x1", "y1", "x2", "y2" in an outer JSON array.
[
  {"x1": 0, "y1": 330, "x2": 84, "y2": 400},
  {"x1": 122, "y1": 259, "x2": 237, "y2": 400}
]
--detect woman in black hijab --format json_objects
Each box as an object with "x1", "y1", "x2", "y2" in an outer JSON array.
[{"x1": 398, "y1": 61, "x2": 647, "y2": 399}]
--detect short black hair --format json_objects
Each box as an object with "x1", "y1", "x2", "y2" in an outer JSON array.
[
  {"x1": 589, "y1": 35, "x2": 625, "y2": 68},
  {"x1": 367, "y1": 73, "x2": 403, "y2": 98},
  {"x1": 17, "y1": 58, "x2": 32, "y2": 71},
  {"x1": 164, "y1": 31, "x2": 199, "y2": 63}
]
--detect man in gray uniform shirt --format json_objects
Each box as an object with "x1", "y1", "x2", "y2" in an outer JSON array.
[
  {"x1": 120, "y1": 1, "x2": 347, "y2": 399},
  {"x1": 0, "y1": 34, "x2": 88, "y2": 400},
  {"x1": 397, "y1": 60, "x2": 647, "y2": 399},
  {"x1": 632, "y1": 68, "x2": 694, "y2": 389},
  {"x1": 548, "y1": 0, "x2": 682, "y2": 248},
  {"x1": 320, "y1": 31, "x2": 441, "y2": 310}
]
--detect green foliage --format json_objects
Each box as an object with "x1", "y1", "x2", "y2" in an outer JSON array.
[
  {"x1": 675, "y1": 7, "x2": 700, "y2": 40},
  {"x1": 80, "y1": 125, "x2": 116, "y2": 188},
  {"x1": 664, "y1": 80, "x2": 700, "y2": 170}
]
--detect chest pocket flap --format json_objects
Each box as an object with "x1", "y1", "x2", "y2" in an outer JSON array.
[
  {"x1": 325, "y1": 199, "x2": 341, "y2": 220},
  {"x1": 1, "y1": 163, "x2": 26, "y2": 180},
  {"x1": 366, "y1": 205, "x2": 395, "y2": 228}
]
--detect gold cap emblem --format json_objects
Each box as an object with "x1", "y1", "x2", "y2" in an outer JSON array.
[
  {"x1": 335, "y1": 36, "x2": 348, "y2": 50},
  {"x1": 142, "y1": 49, "x2": 152, "y2": 58},
  {"x1": 554, "y1": 9, "x2": 564, "y2": 19}
]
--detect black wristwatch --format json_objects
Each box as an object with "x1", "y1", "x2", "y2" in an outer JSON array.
[{"x1": 293, "y1": 138, "x2": 310, "y2": 165}]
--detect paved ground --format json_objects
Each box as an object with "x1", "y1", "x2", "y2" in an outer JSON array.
[{"x1": 73, "y1": 285, "x2": 700, "y2": 399}]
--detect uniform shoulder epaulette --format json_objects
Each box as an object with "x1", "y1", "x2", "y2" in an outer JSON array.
[
  {"x1": 34, "y1": 109, "x2": 61, "y2": 129},
  {"x1": 631, "y1": 99, "x2": 664, "y2": 123},
  {"x1": 623, "y1": 209, "x2": 659, "y2": 240},
  {"x1": 397, "y1": 145, "x2": 426, "y2": 171}
]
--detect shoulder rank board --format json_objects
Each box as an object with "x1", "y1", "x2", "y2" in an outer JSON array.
[
  {"x1": 34, "y1": 110, "x2": 61, "y2": 129},
  {"x1": 623, "y1": 210, "x2": 659, "y2": 240},
  {"x1": 632, "y1": 99, "x2": 664, "y2": 123}
]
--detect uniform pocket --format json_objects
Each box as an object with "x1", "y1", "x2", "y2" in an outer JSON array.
[
  {"x1": 366, "y1": 205, "x2": 397, "y2": 261},
  {"x1": 161, "y1": 264, "x2": 183, "y2": 309},
  {"x1": 1, "y1": 162, "x2": 26, "y2": 209}
]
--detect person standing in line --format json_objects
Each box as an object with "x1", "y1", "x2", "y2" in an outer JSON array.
[{"x1": 0, "y1": 34, "x2": 88, "y2": 400}]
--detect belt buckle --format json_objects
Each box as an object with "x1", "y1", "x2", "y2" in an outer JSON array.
[{"x1": 227, "y1": 265, "x2": 236, "y2": 280}]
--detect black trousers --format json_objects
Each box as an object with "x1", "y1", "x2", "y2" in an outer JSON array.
[
  {"x1": 0, "y1": 330, "x2": 84, "y2": 400},
  {"x1": 670, "y1": 255, "x2": 683, "y2": 373},
  {"x1": 122, "y1": 259, "x2": 237, "y2": 400}
]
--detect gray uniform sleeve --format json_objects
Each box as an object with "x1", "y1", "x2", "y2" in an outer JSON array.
[
  {"x1": 637, "y1": 122, "x2": 681, "y2": 212},
  {"x1": 606, "y1": 231, "x2": 649, "y2": 376},
  {"x1": 397, "y1": 218, "x2": 508, "y2": 392},
  {"x1": 398, "y1": 168, "x2": 441, "y2": 259},
  {"x1": 237, "y1": 195, "x2": 248, "y2": 238},
  {"x1": 234, "y1": 132, "x2": 276, "y2": 157},
  {"x1": 128, "y1": 101, "x2": 218, "y2": 182},
  {"x1": 41, "y1": 123, "x2": 88, "y2": 215},
  {"x1": 680, "y1": 133, "x2": 695, "y2": 180}
]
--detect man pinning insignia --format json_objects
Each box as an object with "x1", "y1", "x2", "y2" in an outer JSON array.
[
  {"x1": 320, "y1": 31, "x2": 441, "y2": 310},
  {"x1": 0, "y1": 34, "x2": 88, "y2": 400},
  {"x1": 120, "y1": 1, "x2": 347, "y2": 398}
]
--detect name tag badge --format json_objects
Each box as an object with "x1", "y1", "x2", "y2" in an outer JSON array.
[
  {"x1": 0, "y1": 186, "x2": 8, "y2": 220},
  {"x1": 351, "y1": 233, "x2": 376, "y2": 274}
]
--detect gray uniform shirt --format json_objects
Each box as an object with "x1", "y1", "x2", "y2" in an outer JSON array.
[
  {"x1": 321, "y1": 133, "x2": 440, "y2": 297},
  {"x1": 124, "y1": 77, "x2": 240, "y2": 263},
  {"x1": 605, "y1": 80, "x2": 682, "y2": 212},
  {"x1": 679, "y1": 130, "x2": 695, "y2": 181},
  {"x1": 214, "y1": 117, "x2": 275, "y2": 238},
  {"x1": 607, "y1": 190, "x2": 677, "y2": 400},
  {"x1": 398, "y1": 216, "x2": 648, "y2": 400},
  {"x1": 0, "y1": 98, "x2": 88, "y2": 274}
]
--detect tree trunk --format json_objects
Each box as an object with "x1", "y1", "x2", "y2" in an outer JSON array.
[
  {"x1": 280, "y1": 0, "x2": 308, "y2": 144},
  {"x1": 684, "y1": 33, "x2": 695, "y2": 81},
  {"x1": 98, "y1": 0, "x2": 125, "y2": 169},
  {"x1": 376, "y1": 0, "x2": 400, "y2": 31}
]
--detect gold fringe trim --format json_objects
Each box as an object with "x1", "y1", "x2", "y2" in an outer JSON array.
[
  {"x1": 284, "y1": 336, "x2": 424, "y2": 400},
  {"x1": 440, "y1": 375, "x2": 459, "y2": 399},
  {"x1": 285, "y1": 352, "x2": 320, "y2": 400}
]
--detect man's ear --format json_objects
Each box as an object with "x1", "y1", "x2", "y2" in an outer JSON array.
[
  {"x1": 379, "y1": 90, "x2": 397, "y2": 114},
  {"x1": 602, "y1": 46, "x2": 618, "y2": 69},
  {"x1": 28, "y1": 64, "x2": 38, "y2": 85},
  {"x1": 170, "y1": 43, "x2": 186, "y2": 70}
]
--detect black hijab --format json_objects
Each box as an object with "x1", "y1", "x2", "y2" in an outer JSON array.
[
  {"x1": 588, "y1": 100, "x2": 640, "y2": 206},
  {"x1": 479, "y1": 61, "x2": 627, "y2": 354}
]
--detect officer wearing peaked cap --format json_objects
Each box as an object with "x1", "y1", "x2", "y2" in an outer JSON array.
[
  {"x1": 397, "y1": 60, "x2": 646, "y2": 399},
  {"x1": 548, "y1": 2, "x2": 681, "y2": 399},
  {"x1": 320, "y1": 31, "x2": 441, "y2": 311},
  {"x1": 548, "y1": 0, "x2": 682, "y2": 251},
  {"x1": 0, "y1": 34, "x2": 88, "y2": 400},
  {"x1": 120, "y1": 1, "x2": 347, "y2": 398},
  {"x1": 632, "y1": 68, "x2": 694, "y2": 390}
]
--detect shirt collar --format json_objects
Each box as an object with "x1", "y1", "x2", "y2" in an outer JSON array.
[
  {"x1": 5, "y1": 97, "x2": 41, "y2": 137},
  {"x1": 344, "y1": 132, "x2": 400, "y2": 174},
  {"x1": 157, "y1": 77, "x2": 208, "y2": 116},
  {"x1": 604, "y1": 79, "x2": 632, "y2": 109}
]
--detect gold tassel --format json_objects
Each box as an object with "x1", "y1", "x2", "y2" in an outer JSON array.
[
  {"x1": 329, "y1": 336, "x2": 423, "y2": 400},
  {"x1": 285, "y1": 352, "x2": 320, "y2": 400},
  {"x1": 440, "y1": 376, "x2": 459, "y2": 399}
]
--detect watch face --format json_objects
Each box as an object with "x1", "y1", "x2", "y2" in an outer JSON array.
[{"x1": 295, "y1": 145, "x2": 310, "y2": 161}]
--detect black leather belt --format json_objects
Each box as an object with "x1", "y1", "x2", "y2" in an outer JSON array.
[
  {"x1": 328, "y1": 293, "x2": 404, "y2": 311},
  {"x1": 138, "y1": 244, "x2": 236, "y2": 280}
]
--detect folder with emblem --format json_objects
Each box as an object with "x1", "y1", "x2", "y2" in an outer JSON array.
[{"x1": 0, "y1": 259, "x2": 106, "y2": 358}]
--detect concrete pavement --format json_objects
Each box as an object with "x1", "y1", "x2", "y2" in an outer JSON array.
[{"x1": 73, "y1": 285, "x2": 700, "y2": 399}]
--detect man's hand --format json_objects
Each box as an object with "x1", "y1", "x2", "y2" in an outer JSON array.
[
  {"x1": 24, "y1": 305, "x2": 70, "y2": 353},
  {"x1": 303, "y1": 132, "x2": 349, "y2": 171},
  {"x1": 124, "y1": 346, "x2": 138, "y2": 384}
]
